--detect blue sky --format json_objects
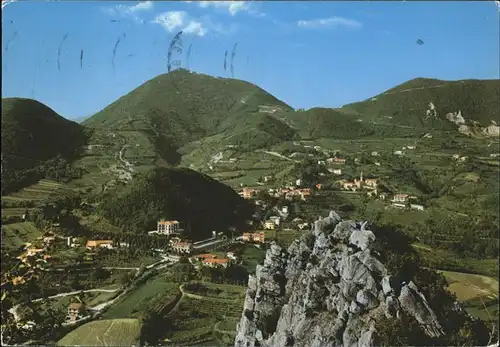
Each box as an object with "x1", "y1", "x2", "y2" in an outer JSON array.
[{"x1": 2, "y1": 1, "x2": 499, "y2": 120}]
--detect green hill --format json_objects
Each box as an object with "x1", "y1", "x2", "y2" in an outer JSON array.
[
  {"x1": 84, "y1": 69, "x2": 295, "y2": 164},
  {"x1": 274, "y1": 107, "x2": 376, "y2": 139},
  {"x1": 342, "y1": 78, "x2": 500, "y2": 132},
  {"x1": 98, "y1": 167, "x2": 254, "y2": 239},
  {"x1": 1, "y1": 98, "x2": 89, "y2": 194}
]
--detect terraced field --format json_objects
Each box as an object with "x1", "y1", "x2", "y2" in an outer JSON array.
[
  {"x1": 3, "y1": 179, "x2": 64, "y2": 201},
  {"x1": 2, "y1": 179, "x2": 66, "y2": 218},
  {"x1": 1, "y1": 222, "x2": 42, "y2": 251},
  {"x1": 57, "y1": 318, "x2": 141, "y2": 346},
  {"x1": 164, "y1": 283, "x2": 245, "y2": 346}
]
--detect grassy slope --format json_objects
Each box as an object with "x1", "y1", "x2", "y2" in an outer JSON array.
[
  {"x1": 274, "y1": 108, "x2": 376, "y2": 140},
  {"x1": 440, "y1": 270, "x2": 499, "y2": 326},
  {"x1": 1, "y1": 222, "x2": 42, "y2": 251},
  {"x1": 57, "y1": 319, "x2": 141, "y2": 346},
  {"x1": 342, "y1": 78, "x2": 500, "y2": 129},
  {"x1": 84, "y1": 69, "x2": 295, "y2": 165}
]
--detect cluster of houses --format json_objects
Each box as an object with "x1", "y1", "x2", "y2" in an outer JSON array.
[
  {"x1": 270, "y1": 187, "x2": 312, "y2": 201},
  {"x1": 338, "y1": 171, "x2": 379, "y2": 194}
]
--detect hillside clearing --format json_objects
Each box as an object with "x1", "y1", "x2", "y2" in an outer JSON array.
[
  {"x1": 440, "y1": 270, "x2": 499, "y2": 325},
  {"x1": 1, "y1": 222, "x2": 42, "y2": 251},
  {"x1": 57, "y1": 318, "x2": 141, "y2": 346}
]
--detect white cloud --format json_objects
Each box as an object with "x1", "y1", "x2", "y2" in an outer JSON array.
[
  {"x1": 183, "y1": 21, "x2": 207, "y2": 37},
  {"x1": 297, "y1": 16, "x2": 362, "y2": 30},
  {"x1": 199, "y1": 1, "x2": 250, "y2": 15},
  {"x1": 2, "y1": 0, "x2": 18, "y2": 10},
  {"x1": 188, "y1": 1, "x2": 264, "y2": 17},
  {"x1": 102, "y1": 1, "x2": 154, "y2": 22},
  {"x1": 153, "y1": 11, "x2": 207, "y2": 37},
  {"x1": 129, "y1": 1, "x2": 153, "y2": 12}
]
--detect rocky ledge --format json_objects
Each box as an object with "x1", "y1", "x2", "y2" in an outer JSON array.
[{"x1": 234, "y1": 210, "x2": 479, "y2": 347}]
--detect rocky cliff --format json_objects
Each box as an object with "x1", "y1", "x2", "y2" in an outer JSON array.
[{"x1": 234, "y1": 211, "x2": 490, "y2": 347}]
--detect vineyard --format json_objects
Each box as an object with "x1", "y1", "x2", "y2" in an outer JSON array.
[{"x1": 164, "y1": 284, "x2": 245, "y2": 345}]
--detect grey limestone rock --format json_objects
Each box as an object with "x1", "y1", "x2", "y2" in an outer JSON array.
[{"x1": 234, "y1": 210, "x2": 449, "y2": 347}]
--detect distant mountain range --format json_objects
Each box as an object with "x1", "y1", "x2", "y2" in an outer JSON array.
[{"x1": 2, "y1": 70, "x2": 498, "y2": 193}]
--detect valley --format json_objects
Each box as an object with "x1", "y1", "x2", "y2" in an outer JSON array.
[{"x1": 1, "y1": 71, "x2": 498, "y2": 346}]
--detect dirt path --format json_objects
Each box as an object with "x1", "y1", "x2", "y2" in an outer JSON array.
[
  {"x1": 260, "y1": 150, "x2": 297, "y2": 162},
  {"x1": 180, "y1": 284, "x2": 204, "y2": 300},
  {"x1": 381, "y1": 81, "x2": 464, "y2": 96}
]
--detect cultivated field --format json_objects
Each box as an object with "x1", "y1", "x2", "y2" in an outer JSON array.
[
  {"x1": 3, "y1": 179, "x2": 64, "y2": 201},
  {"x1": 102, "y1": 275, "x2": 179, "y2": 319},
  {"x1": 57, "y1": 318, "x2": 141, "y2": 346},
  {"x1": 440, "y1": 270, "x2": 499, "y2": 325},
  {"x1": 1, "y1": 222, "x2": 42, "y2": 251},
  {"x1": 165, "y1": 283, "x2": 245, "y2": 346}
]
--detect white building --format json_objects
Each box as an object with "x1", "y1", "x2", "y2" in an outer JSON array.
[
  {"x1": 394, "y1": 150, "x2": 403, "y2": 156},
  {"x1": 410, "y1": 204, "x2": 425, "y2": 211},
  {"x1": 296, "y1": 179, "x2": 302, "y2": 187},
  {"x1": 371, "y1": 151, "x2": 379, "y2": 156},
  {"x1": 392, "y1": 194, "x2": 409, "y2": 203},
  {"x1": 264, "y1": 221, "x2": 275, "y2": 230},
  {"x1": 157, "y1": 220, "x2": 180, "y2": 235}
]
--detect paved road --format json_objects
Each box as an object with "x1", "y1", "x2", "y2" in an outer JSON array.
[{"x1": 9, "y1": 257, "x2": 178, "y2": 323}]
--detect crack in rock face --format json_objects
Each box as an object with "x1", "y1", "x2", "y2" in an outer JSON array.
[{"x1": 234, "y1": 210, "x2": 451, "y2": 347}]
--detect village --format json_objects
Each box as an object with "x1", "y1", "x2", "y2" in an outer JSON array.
[{"x1": 1, "y1": 142, "x2": 464, "y2": 342}]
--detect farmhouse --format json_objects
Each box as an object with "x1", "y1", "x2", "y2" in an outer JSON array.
[
  {"x1": 371, "y1": 151, "x2": 379, "y2": 156},
  {"x1": 202, "y1": 258, "x2": 230, "y2": 268},
  {"x1": 86, "y1": 240, "x2": 114, "y2": 250},
  {"x1": 264, "y1": 221, "x2": 275, "y2": 230},
  {"x1": 364, "y1": 178, "x2": 378, "y2": 188},
  {"x1": 394, "y1": 150, "x2": 403, "y2": 156},
  {"x1": 192, "y1": 254, "x2": 217, "y2": 262},
  {"x1": 334, "y1": 158, "x2": 346, "y2": 164},
  {"x1": 171, "y1": 241, "x2": 193, "y2": 254},
  {"x1": 342, "y1": 181, "x2": 357, "y2": 191},
  {"x1": 392, "y1": 194, "x2": 409, "y2": 203},
  {"x1": 239, "y1": 188, "x2": 259, "y2": 199},
  {"x1": 12, "y1": 276, "x2": 26, "y2": 286},
  {"x1": 67, "y1": 302, "x2": 86, "y2": 322},
  {"x1": 242, "y1": 232, "x2": 265, "y2": 243},
  {"x1": 43, "y1": 236, "x2": 56, "y2": 245}
]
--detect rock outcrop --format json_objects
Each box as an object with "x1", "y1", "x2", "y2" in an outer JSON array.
[{"x1": 234, "y1": 211, "x2": 447, "y2": 347}]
